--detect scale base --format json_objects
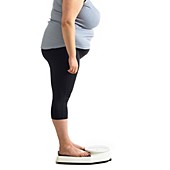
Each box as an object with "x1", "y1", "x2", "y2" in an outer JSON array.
[{"x1": 56, "y1": 145, "x2": 112, "y2": 165}]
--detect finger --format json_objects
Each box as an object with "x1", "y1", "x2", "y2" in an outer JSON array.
[
  {"x1": 68, "y1": 67, "x2": 73, "y2": 72},
  {"x1": 75, "y1": 67, "x2": 78, "y2": 73},
  {"x1": 71, "y1": 68, "x2": 75, "y2": 73},
  {"x1": 71, "y1": 69, "x2": 76, "y2": 74},
  {"x1": 71, "y1": 67, "x2": 76, "y2": 73},
  {"x1": 74, "y1": 69, "x2": 77, "y2": 74},
  {"x1": 71, "y1": 70, "x2": 75, "y2": 74},
  {"x1": 68, "y1": 68, "x2": 74, "y2": 74},
  {"x1": 74, "y1": 67, "x2": 78, "y2": 74},
  {"x1": 72, "y1": 68, "x2": 75, "y2": 73},
  {"x1": 67, "y1": 69, "x2": 72, "y2": 73}
]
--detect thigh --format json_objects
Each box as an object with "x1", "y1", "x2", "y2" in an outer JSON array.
[
  {"x1": 41, "y1": 47, "x2": 68, "y2": 95},
  {"x1": 41, "y1": 47, "x2": 81, "y2": 100}
]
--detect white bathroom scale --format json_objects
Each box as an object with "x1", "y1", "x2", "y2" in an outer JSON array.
[{"x1": 56, "y1": 145, "x2": 112, "y2": 165}]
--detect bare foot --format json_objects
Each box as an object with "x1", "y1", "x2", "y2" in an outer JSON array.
[
  {"x1": 59, "y1": 144, "x2": 90, "y2": 157},
  {"x1": 71, "y1": 142, "x2": 85, "y2": 150}
]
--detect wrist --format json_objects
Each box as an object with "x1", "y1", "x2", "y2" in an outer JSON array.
[
  {"x1": 69, "y1": 55, "x2": 76, "y2": 59},
  {"x1": 68, "y1": 50, "x2": 76, "y2": 59}
]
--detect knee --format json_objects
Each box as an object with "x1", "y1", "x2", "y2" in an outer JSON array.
[{"x1": 51, "y1": 99, "x2": 68, "y2": 120}]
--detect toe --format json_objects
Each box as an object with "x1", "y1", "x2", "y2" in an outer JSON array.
[
  {"x1": 87, "y1": 152, "x2": 91, "y2": 156},
  {"x1": 85, "y1": 151, "x2": 90, "y2": 156}
]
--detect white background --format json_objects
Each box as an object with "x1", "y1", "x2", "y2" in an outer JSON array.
[{"x1": 0, "y1": 0, "x2": 170, "y2": 169}]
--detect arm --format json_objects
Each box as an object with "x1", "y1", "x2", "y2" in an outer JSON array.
[{"x1": 61, "y1": 0, "x2": 84, "y2": 74}]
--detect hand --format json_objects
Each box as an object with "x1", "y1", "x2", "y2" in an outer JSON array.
[{"x1": 67, "y1": 57, "x2": 78, "y2": 74}]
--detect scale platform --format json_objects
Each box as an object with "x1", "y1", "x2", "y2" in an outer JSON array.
[{"x1": 56, "y1": 145, "x2": 112, "y2": 165}]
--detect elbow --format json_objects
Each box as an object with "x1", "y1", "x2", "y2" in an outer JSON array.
[{"x1": 61, "y1": 19, "x2": 75, "y2": 28}]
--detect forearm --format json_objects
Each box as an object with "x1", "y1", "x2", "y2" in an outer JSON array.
[{"x1": 61, "y1": 22, "x2": 76, "y2": 59}]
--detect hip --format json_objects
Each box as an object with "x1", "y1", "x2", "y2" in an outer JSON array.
[{"x1": 41, "y1": 47, "x2": 90, "y2": 60}]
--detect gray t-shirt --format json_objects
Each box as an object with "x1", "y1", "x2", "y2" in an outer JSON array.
[{"x1": 40, "y1": 0, "x2": 100, "y2": 49}]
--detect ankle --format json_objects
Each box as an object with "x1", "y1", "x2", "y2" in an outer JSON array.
[{"x1": 59, "y1": 141, "x2": 73, "y2": 149}]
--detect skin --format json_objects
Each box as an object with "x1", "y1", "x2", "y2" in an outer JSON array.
[
  {"x1": 52, "y1": 0, "x2": 91, "y2": 157},
  {"x1": 62, "y1": 0, "x2": 84, "y2": 74}
]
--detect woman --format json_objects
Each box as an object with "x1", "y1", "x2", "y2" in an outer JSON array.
[{"x1": 41, "y1": 0, "x2": 100, "y2": 157}]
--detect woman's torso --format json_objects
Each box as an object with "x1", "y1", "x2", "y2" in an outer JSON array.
[{"x1": 41, "y1": 0, "x2": 100, "y2": 50}]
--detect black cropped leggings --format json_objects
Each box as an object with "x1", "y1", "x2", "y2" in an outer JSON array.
[{"x1": 41, "y1": 47, "x2": 89, "y2": 119}]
